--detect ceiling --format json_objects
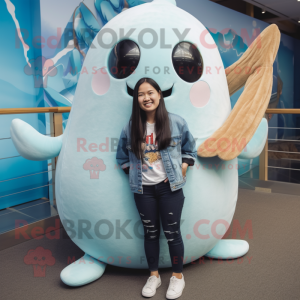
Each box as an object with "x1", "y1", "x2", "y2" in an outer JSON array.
[
  {"x1": 210, "y1": 0, "x2": 300, "y2": 39},
  {"x1": 243, "y1": 0, "x2": 300, "y2": 24}
]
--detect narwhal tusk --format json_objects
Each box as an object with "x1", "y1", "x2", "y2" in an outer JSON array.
[{"x1": 198, "y1": 24, "x2": 280, "y2": 161}]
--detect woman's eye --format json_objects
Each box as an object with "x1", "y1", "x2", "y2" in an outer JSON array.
[
  {"x1": 172, "y1": 41, "x2": 203, "y2": 82},
  {"x1": 108, "y1": 39, "x2": 140, "y2": 79}
]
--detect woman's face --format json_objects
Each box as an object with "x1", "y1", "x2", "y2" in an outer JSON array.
[{"x1": 137, "y1": 82, "x2": 161, "y2": 113}]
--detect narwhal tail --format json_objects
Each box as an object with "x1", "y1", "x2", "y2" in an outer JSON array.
[{"x1": 204, "y1": 239, "x2": 249, "y2": 259}]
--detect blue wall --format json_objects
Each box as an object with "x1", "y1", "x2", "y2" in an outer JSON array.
[{"x1": 0, "y1": 0, "x2": 48, "y2": 209}]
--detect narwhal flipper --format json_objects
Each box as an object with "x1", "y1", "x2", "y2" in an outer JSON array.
[
  {"x1": 238, "y1": 118, "x2": 268, "y2": 159},
  {"x1": 204, "y1": 239, "x2": 249, "y2": 259},
  {"x1": 10, "y1": 118, "x2": 63, "y2": 161},
  {"x1": 60, "y1": 253, "x2": 107, "y2": 287}
]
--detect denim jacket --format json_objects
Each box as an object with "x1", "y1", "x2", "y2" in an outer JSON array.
[{"x1": 116, "y1": 112, "x2": 197, "y2": 194}]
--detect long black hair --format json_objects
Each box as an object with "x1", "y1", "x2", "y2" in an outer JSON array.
[{"x1": 130, "y1": 78, "x2": 171, "y2": 164}]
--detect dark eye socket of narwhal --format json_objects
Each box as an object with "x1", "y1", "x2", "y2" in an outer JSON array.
[
  {"x1": 108, "y1": 39, "x2": 140, "y2": 79},
  {"x1": 127, "y1": 84, "x2": 173, "y2": 98},
  {"x1": 172, "y1": 42, "x2": 203, "y2": 83}
]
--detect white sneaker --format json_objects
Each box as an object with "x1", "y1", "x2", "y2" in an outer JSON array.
[
  {"x1": 142, "y1": 275, "x2": 162, "y2": 297},
  {"x1": 166, "y1": 274, "x2": 185, "y2": 299}
]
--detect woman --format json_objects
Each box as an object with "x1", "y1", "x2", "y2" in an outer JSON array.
[{"x1": 116, "y1": 77, "x2": 197, "y2": 299}]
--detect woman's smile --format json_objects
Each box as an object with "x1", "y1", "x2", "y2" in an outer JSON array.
[{"x1": 144, "y1": 102, "x2": 153, "y2": 108}]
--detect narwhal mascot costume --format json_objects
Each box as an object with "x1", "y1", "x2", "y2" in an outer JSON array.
[{"x1": 11, "y1": 0, "x2": 280, "y2": 286}]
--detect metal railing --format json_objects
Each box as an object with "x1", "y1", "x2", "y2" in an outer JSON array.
[
  {"x1": 0, "y1": 107, "x2": 73, "y2": 249},
  {"x1": 1, "y1": 107, "x2": 300, "y2": 185},
  {"x1": 259, "y1": 109, "x2": 300, "y2": 181},
  {"x1": 0, "y1": 107, "x2": 70, "y2": 211}
]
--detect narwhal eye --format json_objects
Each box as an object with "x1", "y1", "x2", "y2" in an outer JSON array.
[
  {"x1": 172, "y1": 42, "x2": 203, "y2": 83},
  {"x1": 108, "y1": 39, "x2": 140, "y2": 79}
]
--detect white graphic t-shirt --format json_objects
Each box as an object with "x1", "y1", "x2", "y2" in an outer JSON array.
[{"x1": 141, "y1": 122, "x2": 168, "y2": 185}]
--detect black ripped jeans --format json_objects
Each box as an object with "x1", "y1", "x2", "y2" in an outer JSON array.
[{"x1": 134, "y1": 179, "x2": 185, "y2": 273}]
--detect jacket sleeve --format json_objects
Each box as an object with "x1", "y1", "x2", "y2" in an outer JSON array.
[
  {"x1": 116, "y1": 126, "x2": 131, "y2": 172},
  {"x1": 181, "y1": 119, "x2": 197, "y2": 166},
  {"x1": 182, "y1": 157, "x2": 195, "y2": 166},
  {"x1": 123, "y1": 166, "x2": 130, "y2": 174}
]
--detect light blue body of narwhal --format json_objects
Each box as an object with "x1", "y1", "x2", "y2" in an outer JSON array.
[{"x1": 10, "y1": 0, "x2": 267, "y2": 286}]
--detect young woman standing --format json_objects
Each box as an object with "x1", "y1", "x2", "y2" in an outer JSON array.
[{"x1": 116, "y1": 77, "x2": 197, "y2": 299}]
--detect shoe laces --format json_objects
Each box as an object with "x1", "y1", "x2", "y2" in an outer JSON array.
[
  {"x1": 149, "y1": 276, "x2": 157, "y2": 283},
  {"x1": 169, "y1": 276, "x2": 179, "y2": 291},
  {"x1": 146, "y1": 276, "x2": 157, "y2": 288}
]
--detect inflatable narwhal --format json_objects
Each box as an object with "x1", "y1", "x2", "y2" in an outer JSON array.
[{"x1": 10, "y1": 0, "x2": 280, "y2": 287}]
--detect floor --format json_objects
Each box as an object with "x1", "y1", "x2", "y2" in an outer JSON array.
[
  {"x1": 0, "y1": 198, "x2": 52, "y2": 234},
  {"x1": 0, "y1": 189, "x2": 299, "y2": 300}
]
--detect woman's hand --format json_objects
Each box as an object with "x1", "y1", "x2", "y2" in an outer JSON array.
[
  {"x1": 164, "y1": 163, "x2": 189, "y2": 183},
  {"x1": 182, "y1": 162, "x2": 188, "y2": 178}
]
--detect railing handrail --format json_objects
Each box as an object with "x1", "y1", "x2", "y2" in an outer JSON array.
[
  {"x1": 0, "y1": 107, "x2": 71, "y2": 114},
  {"x1": 265, "y1": 109, "x2": 300, "y2": 114},
  {"x1": 0, "y1": 107, "x2": 299, "y2": 188},
  {"x1": 0, "y1": 107, "x2": 300, "y2": 115}
]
